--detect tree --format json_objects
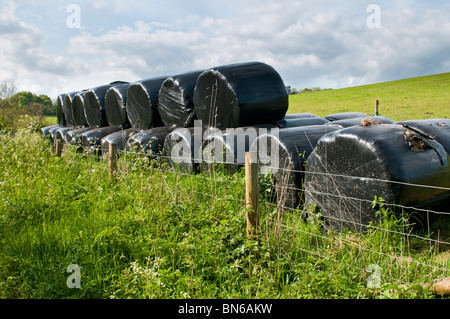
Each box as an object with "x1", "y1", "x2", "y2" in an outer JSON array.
[
  {"x1": 286, "y1": 86, "x2": 300, "y2": 95},
  {"x1": 0, "y1": 81, "x2": 16, "y2": 109},
  {"x1": 0, "y1": 81, "x2": 20, "y2": 132},
  {"x1": 10, "y1": 91, "x2": 55, "y2": 115},
  {"x1": 0, "y1": 80, "x2": 16, "y2": 100}
]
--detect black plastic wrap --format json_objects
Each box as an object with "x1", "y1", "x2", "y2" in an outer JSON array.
[
  {"x1": 126, "y1": 76, "x2": 170, "y2": 130},
  {"x1": 249, "y1": 125, "x2": 342, "y2": 210},
  {"x1": 41, "y1": 124, "x2": 60, "y2": 137},
  {"x1": 162, "y1": 127, "x2": 205, "y2": 173},
  {"x1": 325, "y1": 116, "x2": 394, "y2": 129},
  {"x1": 84, "y1": 81, "x2": 129, "y2": 128},
  {"x1": 56, "y1": 95, "x2": 67, "y2": 126},
  {"x1": 125, "y1": 126, "x2": 170, "y2": 157},
  {"x1": 55, "y1": 126, "x2": 76, "y2": 142},
  {"x1": 105, "y1": 83, "x2": 131, "y2": 128},
  {"x1": 323, "y1": 112, "x2": 369, "y2": 122},
  {"x1": 80, "y1": 126, "x2": 124, "y2": 152},
  {"x1": 65, "y1": 127, "x2": 98, "y2": 146},
  {"x1": 274, "y1": 117, "x2": 329, "y2": 128},
  {"x1": 63, "y1": 91, "x2": 79, "y2": 126},
  {"x1": 304, "y1": 124, "x2": 450, "y2": 232},
  {"x1": 158, "y1": 70, "x2": 205, "y2": 130},
  {"x1": 49, "y1": 125, "x2": 65, "y2": 142},
  {"x1": 397, "y1": 119, "x2": 450, "y2": 155},
  {"x1": 199, "y1": 124, "x2": 276, "y2": 174},
  {"x1": 284, "y1": 113, "x2": 320, "y2": 120},
  {"x1": 100, "y1": 128, "x2": 141, "y2": 156},
  {"x1": 72, "y1": 91, "x2": 88, "y2": 127},
  {"x1": 193, "y1": 61, "x2": 289, "y2": 130}
]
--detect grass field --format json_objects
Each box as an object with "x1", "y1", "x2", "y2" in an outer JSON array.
[
  {"x1": 44, "y1": 116, "x2": 57, "y2": 126},
  {"x1": 2, "y1": 72, "x2": 449, "y2": 300},
  {"x1": 288, "y1": 72, "x2": 450, "y2": 121}
]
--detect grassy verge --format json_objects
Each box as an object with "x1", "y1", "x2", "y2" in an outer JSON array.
[{"x1": 0, "y1": 129, "x2": 447, "y2": 299}]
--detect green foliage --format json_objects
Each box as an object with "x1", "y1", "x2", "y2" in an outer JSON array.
[
  {"x1": 0, "y1": 84, "x2": 51, "y2": 134},
  {"x1": 10, "y1": 91, "x2": 55, "y2": 116}
]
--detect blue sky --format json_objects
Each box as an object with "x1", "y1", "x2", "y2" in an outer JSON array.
[{"x1": 1, "y1": 0, "x2": 450, "y2": 99}]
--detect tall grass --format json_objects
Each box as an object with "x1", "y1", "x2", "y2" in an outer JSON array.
[{"x1": 0, "y1": 128, "x2": 447, "y2": 299}]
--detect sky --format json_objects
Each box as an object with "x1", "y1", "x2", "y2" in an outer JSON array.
[{"x1": 1, "y1": 0, "x2": 449, "y2": 100}]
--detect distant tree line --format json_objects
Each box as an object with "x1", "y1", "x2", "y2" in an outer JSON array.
[
  {"x1": 0, "y1": 81, "x2": 54, "y2": 115},
  {"x1": 286, "y1": 86, "x2": 332, "y2": 95},
  {"x1": 1, "y1": 80, "x2": 54, "y2": 132}
]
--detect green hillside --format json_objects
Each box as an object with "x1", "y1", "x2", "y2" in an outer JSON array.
[{"x1": 288, "y1": 72, "x2": 450, "y2": 121}]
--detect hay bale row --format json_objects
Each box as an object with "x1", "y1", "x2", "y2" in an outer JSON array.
[
  {"x1": 40, "y1": 61, "x2": 449, "y2": 234},
  {"x1": 44, "y1": 61, "x2": 289, "y2": 155}
]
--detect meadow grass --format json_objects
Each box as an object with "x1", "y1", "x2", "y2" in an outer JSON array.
[
  {"x1": 0, "y1": 129, "x2": 447, "y2": 299},
  {"x1": 288, "y1": 72, "x2": 450, "y2": 121},
  {"x1": 43, "y1": 116, "x2": 57, "y2": 126}
]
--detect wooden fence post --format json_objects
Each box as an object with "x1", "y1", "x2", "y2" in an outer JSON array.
[
  {"x1": 375, "y1": 99, "x2": 379, "y2": 116},
  {"x1": 55, "y1": 139, "x2": 63, "y2": 157},
  {"x1": 245, "y1": 151, "x2": 259, "y2": 239},
  {"x1": 109, "y1": 143, "x2": 117, "y2": 181}
]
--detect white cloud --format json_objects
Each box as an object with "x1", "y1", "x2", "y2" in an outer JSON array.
[
  {"x1": 0, "y1": 5, "x2": 89, "y2": 96},
  {"x1": 0, "y1": 0, "x2": 449, "y2": 99}
]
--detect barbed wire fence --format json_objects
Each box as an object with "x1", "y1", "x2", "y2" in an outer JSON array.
[{"x1": 49, "y1": 134, "x2": 450, "y2": 295}]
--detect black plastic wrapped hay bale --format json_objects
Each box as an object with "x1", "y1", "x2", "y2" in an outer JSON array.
[
  {"x1": 126, "y1": 76, "x2": 170, "y2": 130},
  {"x1": 56, "y1": 95, "x2": 67, "y2": 126},
  {"x1": 100, "y1": 128, "x2": 141, "y2": 157},
  {"x1": 80, "y1": 126, "x2": 124, "y2": 153},
  {"x1": 397, "y1": 119, "x2": 450, "y2": 155},
  {"x1": 199, "y1": 124, "x2": 276, "y2": 174},
  {"x1": 323, "y1": 112, "x2": 369, "y2": 122},
  {"x1": 125, "y1": 126, "x2": 170, "y2": 158},
  {"x1": 325, "y1": 116, "x2": 394, "y2": 129},
  {"x1": 193, "y1": 61, "x2": 289, "y2": 130},
  {"x1": 84, "y1": 81, "x2": 129, "y2": 128},
  {"x1": 162, "y1": 127, "x2": 205, "y2": 173},
  {"x1": 49, "y1": 125, "x2": 65, "y2": 142},
  {"x1": 63, "y1": 91, "x2": 79, "y2": 127},
  {"x1": 54, "y1": 126, "x2": 76, "y2": 142},
  {"x1": 249, "y1": 125, "x2": 342, "y2": 210},
  {"x1": 65, "y1": 127, "x2": 98, "y2": 147},
  {"x1": 41, "y1": 124, "x2": 60, "y2": 137},
  {"x1": 158, "y1": 70, "x2": 205, "y2": 130},
  {"x1": 284, "y1": 113, "x2": 320, "y2": 120},
  {"x1": 304, "y1": 124, "x2": 450, "y2": 232},
  {"x1": 72, "y1": 91, "x2": 89, "y2": 127},
  {"x1": 105, "y1": 83, "x2": 131, "y2": 129},
  {"x1": 274, "y1": 117, "x2": 329, "y2": 129}
]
